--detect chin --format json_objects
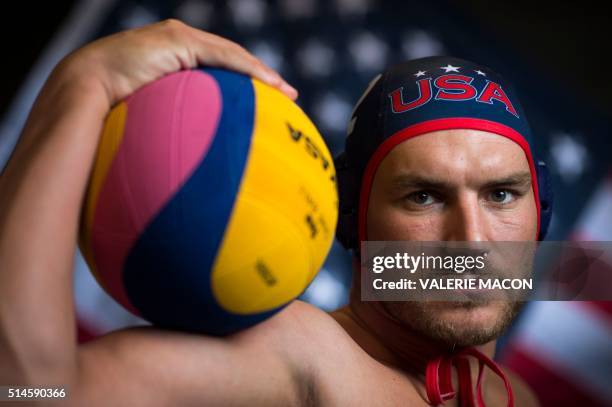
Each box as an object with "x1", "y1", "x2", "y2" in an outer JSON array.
[{"x1": 385, "y1": 300, "x2": 524, "y2": 347}]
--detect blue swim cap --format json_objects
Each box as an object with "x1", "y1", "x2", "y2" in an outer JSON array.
[{"x1": 335, "y1": 56, "x2": 553, "y2": 249}]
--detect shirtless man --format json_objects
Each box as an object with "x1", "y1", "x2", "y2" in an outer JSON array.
[{"x1": 0, "y1": 20, "x2": 542, "y2": 406}]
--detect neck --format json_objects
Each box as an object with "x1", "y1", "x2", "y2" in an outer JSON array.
[
  {"x1": 330, "y1": 259, "x2": 509, "y2": 406},
  {"x1": 332, "y1": 298, "x2": 498, "y2": 404}
]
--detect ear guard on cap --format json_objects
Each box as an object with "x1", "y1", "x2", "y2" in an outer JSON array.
[
  {"x1": 335, "y1": 154, "x2": 554, "y2": 250},
  {"x1": 536, "y1": 160, "x2": 553, "y2": 240}
]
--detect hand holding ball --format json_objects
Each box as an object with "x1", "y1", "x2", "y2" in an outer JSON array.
[{"x1": 79, "y1": 68, "x2": 338, "y2": 335}]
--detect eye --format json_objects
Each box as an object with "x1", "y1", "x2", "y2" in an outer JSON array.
[
  {"x1": 489, "y1": 189, "x2": 515, "y2": 204},
  {"x1": 406, "y1": 191, "x2": 436, "y2": 206}
]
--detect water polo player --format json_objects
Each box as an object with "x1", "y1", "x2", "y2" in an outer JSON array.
[{"x1": 0, "y1": 20, "x2": 545, "y2": 406}]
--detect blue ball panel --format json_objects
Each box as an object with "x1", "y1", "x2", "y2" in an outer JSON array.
[{"x1": 123, "y1": 69, "x2": 281, "y2": 335}]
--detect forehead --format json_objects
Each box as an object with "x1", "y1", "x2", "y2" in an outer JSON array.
[{"x1": 378, "y1": 129, "x2": 530, "y2": 178}]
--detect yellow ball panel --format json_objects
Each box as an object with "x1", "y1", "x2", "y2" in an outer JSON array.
[{"x1": 211, "y1": 79, "x2": 338, "y2": 314}]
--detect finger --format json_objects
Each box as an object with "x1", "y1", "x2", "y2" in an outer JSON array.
[
  {"x1": 278, "y1": 81, "x2": 299, "y2": 101},
  {"x1": 206, "y1": 44, "x2": 299, "y2": 101},
  {"x1": 189, "y1": 30, "x2": 299, "y2": 100},
  {"x1": 248, "y1": 58, "x2": 299, "y2": 101}
]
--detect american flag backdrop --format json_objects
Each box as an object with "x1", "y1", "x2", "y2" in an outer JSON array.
[{"x1": 1, "y1": 1, "x2": 610, "y2": 405}]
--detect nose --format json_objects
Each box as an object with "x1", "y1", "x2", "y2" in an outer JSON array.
[{"x1": 444, "y1": 192, "x2": 487, "y2": 241}]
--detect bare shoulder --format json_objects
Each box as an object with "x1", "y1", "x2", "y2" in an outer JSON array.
[
  {"x1": 77, "y1": 300, "x2": 336, "y2": 361},
  {"x1": 502, "y1": 366, "x2": 540, "y2": 407},
  {"x1": 258, "y1": 300, "x2": 363, "y2": 365},
  {"x1": 275, "y1": 300, "x2": 355, "y2": 338},
  {"x1": 72, "y1": 301, "x2": 340, "y2": 406}
]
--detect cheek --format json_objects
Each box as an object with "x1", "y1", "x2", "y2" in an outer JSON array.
[{"x1": 489, "y1": 192, "x2": 539, "y2": 241}]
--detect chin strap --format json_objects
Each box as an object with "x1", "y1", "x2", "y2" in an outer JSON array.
[{"x1": 425, "y1": 348, "x2": 514, "y2": 407}]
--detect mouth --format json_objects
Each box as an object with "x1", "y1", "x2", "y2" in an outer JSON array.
[{"x1": 436, "y1": 274, "x2": 509, "y2": 301}]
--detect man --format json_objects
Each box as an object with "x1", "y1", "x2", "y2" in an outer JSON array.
[{"x1": 0, "y1": 20, "x2": 542, "y2": 406}]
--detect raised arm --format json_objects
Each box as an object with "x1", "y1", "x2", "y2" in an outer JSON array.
[
  {"x1": 0, "y1": 20, "x2": 299, "y2": 403},
  {"x1": 73, "y1": 308, "x2": 310, "y2": 406}
]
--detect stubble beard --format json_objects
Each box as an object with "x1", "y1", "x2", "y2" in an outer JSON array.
[{"x1": 383, "y1": 300, "x2": 526, "y2": 347}]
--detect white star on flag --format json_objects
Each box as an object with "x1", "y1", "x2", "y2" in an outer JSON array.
[
  {"x1": 414, "y1": 70, "x2": 426, "y2": 77},
  {"x1": 550, "y1": 132, "x2": 588, "y2": 183},
  {"x1": 440, "y1": 64, "x2": 460, "y2": 73},
  {"x1": 475, "y1": 69, "x2": 486, "y2": 76}
]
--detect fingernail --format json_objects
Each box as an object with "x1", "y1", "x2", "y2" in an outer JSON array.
[{"x1": 280, "y1": 81, "x2": 299, "y2": 100}]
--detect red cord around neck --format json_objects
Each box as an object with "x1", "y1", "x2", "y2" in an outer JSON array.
[{"x1": 425, "y1": 348, "x2": 514, "y2": 407}]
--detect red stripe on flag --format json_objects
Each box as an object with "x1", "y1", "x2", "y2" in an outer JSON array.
[
  {"x1": 583, "y1": 301, "x2": 612, "y2": 320},
  {"x1": 501, "y1": 345, "x2": 608, "y2": 407}
]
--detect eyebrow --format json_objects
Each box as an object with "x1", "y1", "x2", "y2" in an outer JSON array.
[
  {"x1": 481, "y1": 172, "x2": 532, "y2": 189},
  {"x1": 391, "y1": 172, "x2": 532, "y2": 190},
  {"x1": 392, "y1": 174, "x2": 451, "y2": 190}
]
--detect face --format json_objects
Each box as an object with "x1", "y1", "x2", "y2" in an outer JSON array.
[{"x1": 366, "y1": 129, "x2": 537, "y2": 346}]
